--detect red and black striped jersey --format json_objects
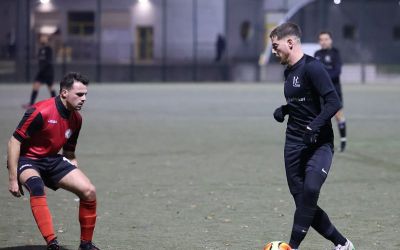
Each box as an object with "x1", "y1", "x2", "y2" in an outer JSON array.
[{"x1": 13, "y1": 96, "x2": 82, "y2": 159}]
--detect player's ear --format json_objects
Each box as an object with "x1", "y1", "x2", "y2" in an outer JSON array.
[
  {"x1": 287, "y1": 38, "x2": 294, "y2": 50},
  {"x1": 60, "y1": 88, "x2": 68, "y2": 98}
]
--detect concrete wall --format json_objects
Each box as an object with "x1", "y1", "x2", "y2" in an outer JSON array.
[{"x1": 28, "y1": 0, "x2": 226, "y2": 63}]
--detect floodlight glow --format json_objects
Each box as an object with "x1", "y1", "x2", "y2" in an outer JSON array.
[
  {"x1": 40, "y1": 25, "x2": 57, "y2": 35},
  {"x1": 40, "y1": 0, "x2": 50, "y2": 4},
  {"x1": 137, "y1": 0, "x2": 151, "y2": 11},
  {"x1": 334, "y1": 0, "x2": 341, "y2": 4}
]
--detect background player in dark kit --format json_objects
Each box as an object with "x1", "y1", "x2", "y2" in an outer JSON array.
[
  {"x1": 270, "y1": 23, "x2": 354, "y2": 250},
  {"x1": 315, "y1": 31, "x2": 347, "y2": 152},
  {"x1": 8, "y1": 73, "x2": 100, "y2": 250},
  {"x1": 23, "y1": 35, "x2": 57, "y2": 109}
]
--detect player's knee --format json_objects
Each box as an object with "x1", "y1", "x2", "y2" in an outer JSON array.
[
  {"x1": 293, "y1": 193, "x2": 304, "y2": 208},
  {"x1": 304, "y1": 181, "x2": 320, "y2": 197},
  {"x1": 81, "y1": 183, "x2": 96, "y2": 201},
  {"x1": 24, "y1": 176, "x2": 45, "y2": 196}
]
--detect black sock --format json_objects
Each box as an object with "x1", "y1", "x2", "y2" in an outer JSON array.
[
  {"x1": 338, "y1": 121, "x2": 346, "y2": 139},
  {"x1": 30, "y1": 90, "x2": 38, "y2": 105},
  {"x1": 50, "y1": 90, "x2": 56, "y2": 97},
  {"x1": 312, "y1": 206, "x2": 347, "y2": 246},
  {"x1": 290, "y1": 171, "x2": 327, "y2": 248},
  {"x1": 289, "y1": 206, "x2": 317, "y2": 248}
]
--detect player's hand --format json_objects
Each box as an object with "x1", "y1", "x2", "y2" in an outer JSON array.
[
  {"x1": 8, "y1": 178, "x2": 22, "y2": 197},
  {"x1": 273, "y1": 105, "x2": 289, "y2": 123},
  {"x1": 303, "y1": 126, "x2": 318, "y2": 145}
]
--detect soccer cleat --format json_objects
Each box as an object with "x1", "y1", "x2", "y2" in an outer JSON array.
[
  {"x1": 333, "y1": 239, "x2": 355, "y2": 250},
  {"x1": 47, "y1": 238, "x2": 60, "y2": 250},
  {"x1": 340, "y1": 138, "x2": 347, "y2": 152},
  {"x1": 79, "y1": 241, "x2": 100, "y2": 250}
]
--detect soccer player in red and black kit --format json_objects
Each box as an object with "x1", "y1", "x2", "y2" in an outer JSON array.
[
  {"x1": 270, "y1": 23, "x2": 354, "y2": 250},
  {"x1": 7, "y1": 72, "x2": 99, "y2": 250},
  {"x1": 314, "y1": 31, "x2": 347, "y2": 152},
  {"x1": 23, "y1": 35, "x2": 57, "y2": 109}
]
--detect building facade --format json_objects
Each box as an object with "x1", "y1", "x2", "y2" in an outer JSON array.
[{"x1": 0, "y1": 0, "x2": 398, "y2": 82}]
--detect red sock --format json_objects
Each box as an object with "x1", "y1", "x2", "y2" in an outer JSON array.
[
  {"x1": 79, "y1": 199, "x2": 97, "y2": 242},
  {"x1": 30, "y1": 196, "x2": 56, "y2": 243}
]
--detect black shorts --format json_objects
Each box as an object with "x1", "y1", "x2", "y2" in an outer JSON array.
[
  {"x1": 18, "y1": 154, "x2": 77, "y2": 191},
  {"x1": 35, "y1": 67, "x2": 54, "y2": 86},
  {"x1": 284, "y1": 143, "x2": 333, "y2": 195},
  {"x1": 333, "y1": 83, "x2": 343, "y2": 104}
]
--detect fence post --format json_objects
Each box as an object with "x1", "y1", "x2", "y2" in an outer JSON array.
[
  {"x1": 96, "y1": 0, "x2": 101, "y2": 82},
  {"x1": 25, "y1": 0, "x2": 31, "y2": 82},
  {"x1": 162, "y1": 0, "x2": 167, "y2": 82},
  {"x1": 192, "y1": 0, "x2": 198, "y2": 82}
]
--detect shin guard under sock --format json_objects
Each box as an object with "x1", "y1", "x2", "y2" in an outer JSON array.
[
  {"x1": 289, "y1": 206, "x2": 317, "y2": 248},
  {"x1": 79, "y1": 199, "x2": 97, "y2": 242},
  {"x1": 30, "y1": 196, "x2": 56, "y2": 243}
]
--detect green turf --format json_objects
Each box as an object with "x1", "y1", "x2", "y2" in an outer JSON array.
[{"x1": 0, "y1": 83, "x2": 399, "y2": 249}]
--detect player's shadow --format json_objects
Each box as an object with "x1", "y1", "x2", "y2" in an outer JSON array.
[{"x1": 0, "y1": 246, "x2": 72, "y2": 250}]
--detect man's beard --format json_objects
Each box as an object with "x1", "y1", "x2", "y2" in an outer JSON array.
[
  {"x1": 276, "y1": 53, "x2": 289, "y2": 65},
  {"x1": 280, "y1": 56, "x2": 289, "y2": 65}
]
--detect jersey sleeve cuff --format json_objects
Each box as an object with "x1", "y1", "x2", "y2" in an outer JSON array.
[
  {"x1": 63, "y1": 144, "x2": 76, "y2": 152},
  {"x1": 13, "y1": 131, "x2": 25, "y2": 142}
]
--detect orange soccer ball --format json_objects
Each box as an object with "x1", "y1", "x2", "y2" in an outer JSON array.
[{"x1": 264, "y1": 241, "x2": 292, "y2": 250}]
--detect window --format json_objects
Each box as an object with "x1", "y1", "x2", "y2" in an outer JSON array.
[
  {"x1": 68, "y1": 11, "x2": 95, "y2": 36},
  {"x1": 240, "y1": 20, "x2": 253, "y2": 42},
  {"x1": 136, "y1": 26, "x2": 153, "y2": 61},
  {"x1": 343, "y1": 25, "x2": 356, "y2": 40},
  {"x1": 393, "y1": 26, "x2": 400, "y2": 41}
]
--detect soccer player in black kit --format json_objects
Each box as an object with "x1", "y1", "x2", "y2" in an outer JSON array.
[
  {"x1": 23, "y1": 35, "x2": 57, "y2": 109},
  {"x1": 270, "y1": 23, "x2": 354, "y2": 250},
  {"x1": 315, "y1": 31, "x2": 347, "y2": 152}
]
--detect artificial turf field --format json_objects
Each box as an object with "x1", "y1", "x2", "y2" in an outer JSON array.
[{"x1": 0, "y1": 83, "x2": 399, "y2": 249}]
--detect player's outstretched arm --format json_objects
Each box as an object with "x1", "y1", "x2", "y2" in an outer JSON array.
[
  {"x1": 63, "y1": 150, "x2": 79, "y2": 168},
  {"x1": 7, "y1": 136, "x2": 22, "y2": 197}
]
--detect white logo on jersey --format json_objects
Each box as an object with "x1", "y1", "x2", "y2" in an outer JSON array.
[
  {"x1": 65, "y1": 129, "x2": 72, "y2": 139},
  {"x1": 48, "y1": 119, "x2": 58, "y2": 124},
  {"x1": 324, "y1": 55, "x2": 331, "y2": 63},
  {"x1": 322, "y1": 168, "x2": 328, "y2": 175},
  {"x1": 293, "y1": 76, "x2": 300, "y2": 87}
]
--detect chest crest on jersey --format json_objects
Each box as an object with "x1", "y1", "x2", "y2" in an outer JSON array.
[
  {"x1": 65, "y1": 129, "x2": 72, "y2": 139},
  {"x1": 324, "y1": 55, "x2": 331, "y2": 63},
  {"x1": 292, "y1": 76, "x2": 301, "y2": 88}
]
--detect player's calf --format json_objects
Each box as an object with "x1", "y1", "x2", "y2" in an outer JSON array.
[
  {"x1": 24, "y1": 176, "x2": 57, "y2": 244},
  {"x1": 77, "y1": 183, "x2": 97, "y2": 243},
  {"x1": 79, "y1": 199, "x2": 97, "y2": 242}
]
